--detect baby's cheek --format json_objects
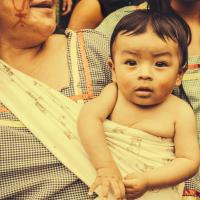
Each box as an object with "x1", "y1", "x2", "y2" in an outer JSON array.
[{"x1": 160, "y1": 82, "x2": 175, "y2": 97}]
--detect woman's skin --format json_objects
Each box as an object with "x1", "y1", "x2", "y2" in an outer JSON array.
[
  {"x1": 171, "y1": 0, "x2": 200, "y2": 57},
  {"x1": 68, "y1": 0, "x2": 103, "y2": 30},
  {"x1": 0, "y1": 0, "x2": 69, "y2": 90}
]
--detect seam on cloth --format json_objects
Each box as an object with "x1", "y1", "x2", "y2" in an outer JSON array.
[
  {"x1": 182, "y1": 197, "x2": 200, "y2": 200},
  {"x1": 69, "y1": 32, "x2": 81, "y2": 98},
  {"x1": 130, "y1": 2, "x2": 147, "y2": 10},
  {"x1": 183, "y1": 73, "x2": 200, "y2": 81},
  {"x1": 70, "y1": 94, "x2": 97, "y2": 101},
  {"x1": 0, "y1": 120, "x2": 25, "y2": 127},
  {"x1": 0, "y1": 105, "x2": 10, "y2": 112},
  {"x1": 188, "y1": 64, "x2": 200, "y2": 69},
  {"x1": 67, "y1": 32, "x2": 95, "y2": 102},
  {"x1": 78, "y1": 32, "x2": 94, "y2": 99},
  {"x1": 183, "y1": 189, "x2": 200, "y2": 198}
]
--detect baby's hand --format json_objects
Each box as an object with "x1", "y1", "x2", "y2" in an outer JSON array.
[
  {"x1": 123, "y1": 172, "x2": 148, "y2": 199},
  {"x1": 89, "y1": 166, "x2": 125, "y2": 200},
  {"x1": 62, "y1": 0, "x2": 73, "y2": 15}
]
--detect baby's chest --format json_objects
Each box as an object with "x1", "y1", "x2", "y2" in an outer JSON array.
[
  {"x1": 111, "y1": 114, "x2": 175, "y2": 138},
  {"x1": 129, "y1": 119, "x2": 175, "y2": 138}
]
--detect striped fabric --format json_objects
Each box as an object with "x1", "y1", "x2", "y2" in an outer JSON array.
[
  {"x1": 63, "y1": 29, "x2": 112, "y2": 102},
  {"x1": 0, "y1": 30, "x2": 111, "y2": 199}
]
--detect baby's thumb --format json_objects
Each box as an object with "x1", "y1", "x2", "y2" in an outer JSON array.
[
  {"x1": 123, "y1": 179, "x2": 135, "y2": 188},
  {"x1": 124, "y1": 172, "x2": 136, "y2": 180},
  {"x1": 88, "y1": 181, "x2": 98, "y2": 196}
]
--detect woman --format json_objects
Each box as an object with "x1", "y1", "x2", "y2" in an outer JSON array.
[
  {"x1": 97, "y1": 0, "x2": 200, "y2": 199},
  {"x1": 0, "y1": 0, "x2": 111, "y2": 199}
]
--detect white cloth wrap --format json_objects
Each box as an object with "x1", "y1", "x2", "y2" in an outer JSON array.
[{"x1": 0, "y1": 60, "x2": 183, "y2": 199}]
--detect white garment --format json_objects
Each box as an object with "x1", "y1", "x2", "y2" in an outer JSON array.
[{"x1": 0, "y1": 60, "x2": 183, "y2": 199}]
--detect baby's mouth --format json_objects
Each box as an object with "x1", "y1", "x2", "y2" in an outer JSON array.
[{"x1": 135, "y1": 87, "x2": 153, "y2": 97}]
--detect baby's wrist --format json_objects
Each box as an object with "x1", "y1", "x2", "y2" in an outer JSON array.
[
  {"x1": 95, "y1": 164, "x2": 122, "y2": 180},
  {"x1": 143, "y1": 172, "x2": 151, "y2": 189},
  {"x1": 95, "y1": 161, "x2": 118, "y2": 171}
]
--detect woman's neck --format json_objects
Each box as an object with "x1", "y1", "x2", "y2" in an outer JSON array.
[{"x1": 0, "y1": 39, "x2": 43, "y2": 72}]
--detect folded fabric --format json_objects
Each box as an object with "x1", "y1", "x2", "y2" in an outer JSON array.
[{"x1": 0, "y1": 60, "x2": 183, "y2": 199}]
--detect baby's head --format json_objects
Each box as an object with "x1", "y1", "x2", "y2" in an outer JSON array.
[
  {"x1": 108, "y1": 1, "x2": 191, "y2": 106},
  {"x1": 110, "y1": 3, "x2": 191, "y2": 72}
]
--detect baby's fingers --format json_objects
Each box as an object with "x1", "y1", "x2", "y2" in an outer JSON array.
[
  {"x1": 126, "y1": 191, "x2": 143, "y2": 200},
  {"x1": 110, "y1": 179, "x2": 125, "y2": 199},
  {"x1": 101, "y1": 181, "x2": 110, "y2": 200},
  {"x1": 110, "y1": 180, "x2": 121, "y2": 199},
  {"x1": 119, "y1": 181, "x2": 126, "y2": 198},
  {"x1": 88, "y1": 180, "x2": 99, "y2": 196},
  {"x1": 125, "y1": 185, "x2": 143, "y2": 199},
  {"x1": 89, "y1": 180, "x2": 110, "y2": 199}
]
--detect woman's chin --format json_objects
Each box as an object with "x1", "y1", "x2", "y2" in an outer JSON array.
[
  {"x1": 29, "y1": 11, "x2": 57, "y2": 35},
  {"x1": 45, "y1": 23, "x2": 57, "y2": 35},
  {"x1": 18, "y1": 24, "x2": 56, "y2": 48},
  {"x1": 33, "y1": 22, "x2": 57, "y2": 38}
]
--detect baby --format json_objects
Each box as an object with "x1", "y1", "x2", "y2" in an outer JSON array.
[{"x1": 78, "y1": 5, "x2": 200, "y2": 200}]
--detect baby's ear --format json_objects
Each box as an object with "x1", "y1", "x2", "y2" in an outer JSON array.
[
  {"x1": 175, "y1": 69, "x2": 184, "y2": 86},
  {"x1": 107, "y1": 57, "x2": 116, "y2": 82}
]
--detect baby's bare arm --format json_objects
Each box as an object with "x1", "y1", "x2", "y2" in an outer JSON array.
[
  {"x1": 68, "y1": 0, "x2": 103, "y2": 30},
  {"x1": 78, "y1": 83, "x2": 118, "y2": 168},
  {"x1": 78, "y1": 83, "x2": 125, "y2": 198},
  {"x1": 123, "y1": 99, "x2": 199, "y2": 199}
]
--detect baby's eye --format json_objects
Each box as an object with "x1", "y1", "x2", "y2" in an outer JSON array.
[
  {"x1": 155, "y1": 61, "x2": 168, "y2": 68},
  {"x1": 125, "y1": 60, "x2": 137, "y2": 66}
]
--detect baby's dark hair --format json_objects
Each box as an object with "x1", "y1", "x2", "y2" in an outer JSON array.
[
  {"x1": 110, "y1": 0, "x2": 191, "y2": 72},
  {"x1": 110, "y1": 0, "x2": 192, "y2": 105}
]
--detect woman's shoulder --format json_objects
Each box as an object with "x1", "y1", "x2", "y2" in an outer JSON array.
[{"x1": 45, "y1": 34, "x2": 67, "y2": 49}]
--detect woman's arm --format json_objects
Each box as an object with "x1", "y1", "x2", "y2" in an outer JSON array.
[{"x1": 68, "y1": 0, "x2": 104, "y2": 30}]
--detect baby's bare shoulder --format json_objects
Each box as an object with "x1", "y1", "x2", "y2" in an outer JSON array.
[{"x1": 169, "y1": 95, "x2": 195, "y2": 118}]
